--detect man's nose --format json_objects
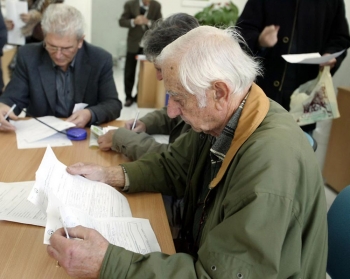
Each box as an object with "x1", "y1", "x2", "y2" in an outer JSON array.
[
  {"x1": 54, "y1": 49, "x2": 64, "y2": 58},
  {"x1": 156, "y1": 71, "x2": 163, "y2": 81}
]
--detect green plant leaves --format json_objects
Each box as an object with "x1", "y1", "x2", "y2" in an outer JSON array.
[{"x1": 194, "y1": 1, "x2": 239, "y2": 28}]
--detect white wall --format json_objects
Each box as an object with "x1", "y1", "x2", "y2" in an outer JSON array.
[{"x1": 65, "y1": 0, "x2": 92, "y2": 42}]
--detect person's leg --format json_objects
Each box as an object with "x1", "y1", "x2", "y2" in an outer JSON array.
[
  {"x1": 124, "y1": 51, "x2": 138, "y2": 107},
  {"x1": 132, "y1": 48, "x2": 144, "y2": 103}
]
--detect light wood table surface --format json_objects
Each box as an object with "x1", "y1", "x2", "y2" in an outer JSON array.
[{"x1": 0, "y1": 120, "x2": 175, "y2": 279}]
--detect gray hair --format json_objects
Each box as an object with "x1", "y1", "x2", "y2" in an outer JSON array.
[
  {"x1": 41, "y1": 4, "x2": 85, "y2": 39},
  {"x1": 157, "y1": 26, "x2": 262, "y2": 107},
  {"x1": 143, "y1": 13, "x2": 200, "y2": 62}
]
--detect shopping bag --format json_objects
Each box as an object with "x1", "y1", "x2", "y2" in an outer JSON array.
[{"x1": 289, "y1": 66, "x2": 340, "y2": 126}]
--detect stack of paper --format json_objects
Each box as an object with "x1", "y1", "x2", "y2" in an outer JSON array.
[{"x1": 27, "y1": 146, "x2": 160, "y2": 254}]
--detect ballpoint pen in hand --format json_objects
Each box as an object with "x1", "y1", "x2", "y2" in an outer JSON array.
[
  {"x1": 131, "y1": 110, "x2": 140, "y2": 130},
  {"x1": 4, "y1": 104, "x2": 16, "y2": 120}
]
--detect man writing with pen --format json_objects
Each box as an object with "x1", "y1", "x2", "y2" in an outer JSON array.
[{"x1": 0, "y1": 3, "x2": 122, "y2": 132}]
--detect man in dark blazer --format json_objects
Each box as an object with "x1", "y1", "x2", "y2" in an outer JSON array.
[
  {"x1": 119, "y1": 0, "x2": 162, "y2": 107},
  {"x1": 0, "y1": 3, "x2": 122, "y2": 132}
]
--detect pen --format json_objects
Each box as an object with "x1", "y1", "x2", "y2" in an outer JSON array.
[
  {"x1": 63, "y1": 223, "x2": 70, "y2": 239},
  {"x1": 131, "y1": 110, "x2": 140, "y2": 130},
  {"x1": 4, "y1": 104, "x2": 16, "y2": 120}
]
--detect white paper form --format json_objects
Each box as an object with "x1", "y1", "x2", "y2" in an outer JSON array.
[
  {"x1": 73, "y1": 103, "x2": 88, "y2": 113},
  {"x1": 60, "y1": 207, "x2": 161, "y2": 254},
  {"x1": 6, "y1": 0, "x2": 28, "y2": 45},
  {"x1": 45, "y1": 197, "x2": 160, "y2": 253},
  {"x1": 12, "y1": 116, "x2": 76, "y2": 143},
  {"x1": 11, "y1": 116, "x2": 75, "y2": 149},
  {"x1": 282, "y1": 50, "x2": 345, "y2": 64},
  {"x1": 28, "y1": 146, "x2": 132, "y2": 219},
  {"x1": 0, "y1": 181, "x2": 46, "y2": 226}
]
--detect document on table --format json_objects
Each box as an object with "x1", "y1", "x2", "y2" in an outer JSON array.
[
  {"x1": 47, "y1": 196, "x2": 160, "y2": 254},
  {"x1": 28, "y1": 146, "x2": 161, "y2": 254},
  {"x1": 11, "y1": 116, "x2": 75, "y2": 149},
  {"x1": 282, "y1": 50, "x2": 345, "y2": 64},
  {"x1": 0, "y1": 181, "x2": 46, "y2": 226},
  {"x1": 6, "y1": 0, "x2": 28, "y2": 45}
]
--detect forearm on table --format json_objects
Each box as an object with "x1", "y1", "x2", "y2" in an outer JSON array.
[{"x1": 105, "y1": 166, "x2": 125, "y2": 189}]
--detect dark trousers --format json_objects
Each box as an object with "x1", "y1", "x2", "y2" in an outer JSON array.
[{"x1": 124, "y1": 48, "x2": 143, "y2": 101}]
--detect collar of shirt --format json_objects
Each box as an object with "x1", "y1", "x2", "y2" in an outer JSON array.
[
  {"x1": 139, "y1": 0, "x2": 149, "y2": 10},
  {"x1": 210, "y1": 92, "x2": 249, "y2": 162},
  {"x1": 52, "y1": 56, "x2": 77, "y2": 70}
]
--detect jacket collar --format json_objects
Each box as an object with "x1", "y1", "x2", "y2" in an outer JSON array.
[{"x1": 209, "y1": 83, "x2": 270, "y2": 189}]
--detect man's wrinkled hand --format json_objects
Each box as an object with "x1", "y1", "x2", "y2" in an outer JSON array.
[
  {"x1": 0, "y1": 103, "x2": 18, "y2": 132},
  {"x1": 98, "y1": 130, "x2": 116, "y2": 151},
  {"x1": 47, "y1": 226, "x2": 109, "y2": 278},
  {"x1": 66, "y1": 109, "x2": 91, "y2": 128},
  {"x1": 66, "y1": 162, "x2": 125, "y2": 188},
  {"x1": 124, "y1": 119, "x2": 146, "y2": 132}
]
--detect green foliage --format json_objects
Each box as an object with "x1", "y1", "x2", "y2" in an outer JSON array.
[{"x1": 194, "y1": 1, "x2": 239, "y2": 28}]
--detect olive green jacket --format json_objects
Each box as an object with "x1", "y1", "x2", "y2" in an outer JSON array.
[
  {"x1": 112, "y1": 107, "x2": 191, "y2": 160},
  {"x1": 101, "y1": 84, "x2": 327, "y2": 278}
]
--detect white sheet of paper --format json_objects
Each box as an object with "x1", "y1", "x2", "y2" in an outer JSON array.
[
  {"x1": 28, "y1": 146, "x2": 160, "y2": 253},
  {"x1": 73, "y1": 103, "x2": 88, "y2": 113},
  {"x1": 45, "y1": 197, "x2": 160, "y2": 253},
  {"x1": 11, "y1": 116, "x2": 75, "y2": 143},
  {"x1": 0, "y1": 181, "x2": 46, "y2": 226},
  {"x1": 6, "y1": 0, "x2": 28, "y2": 45},
  {"x1": 16, "y1": 132, "x2": 73, "y2": 149},
  {"x1": 28, "y1": 145, "x2": 132, "y2": 218},
  {"x1": 60, "y1": 206, "x2": 161, "y2": 254},
  {"x1": 282, "y1": 50, "x2": 345, "y2": 64}
]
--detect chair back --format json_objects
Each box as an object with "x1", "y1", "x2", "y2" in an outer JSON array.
[
  {"x1": 327, "y1": 185, "x2": 350, "y2": 278},
  {"x1": 304, "y1": 132, "x2": 317, "y2": 151}
]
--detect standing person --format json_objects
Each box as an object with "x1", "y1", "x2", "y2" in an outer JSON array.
[
  {"x1": 21, "y1": 0, "x2": 64, "y2": 44},
  {"x1": 119, "y1": 0, "x2": 162, "y2": 107},
  {"x1": 48, "y1": 26, "x2": 327, "y2": 278},
  {"x1": 0, "y1": 3, "x2": 122, "y2": 131},
  {"x1": 236, "y1": 0, "x2": 350, "y2": 133},
  {"x1": 0, "y1": 8, "x2": 8, "y2": 95},
  {"x1": 6, "y1": 0, "x2": 64, "y2": 78}
]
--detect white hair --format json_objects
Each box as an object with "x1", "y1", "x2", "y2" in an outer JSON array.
[
  {"x1": 41, "y1": 4, "x2": 85, "y2": 39},
  {"x1": 157, "y1": 26, "x2": 262, "y2": 107}
]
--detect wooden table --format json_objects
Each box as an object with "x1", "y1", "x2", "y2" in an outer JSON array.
[{"x1": 0, "y1": 120, "x2": 175, "y2": 278}]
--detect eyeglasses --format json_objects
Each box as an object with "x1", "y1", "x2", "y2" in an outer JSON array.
[{"x1": 43, "y1": 42, "x2": 76, "y2": 54}]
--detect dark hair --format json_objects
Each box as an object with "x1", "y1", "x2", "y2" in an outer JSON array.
[{"x1": 143, "y1": 13, "x2": 200, "y2": 62}]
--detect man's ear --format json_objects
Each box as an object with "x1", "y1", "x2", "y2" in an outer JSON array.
[
  {"x1": 78, "y1": 36, "x2": 85, "y2": 48},
  {"x1": 213, "y1": 81, "x2": 230, "y2": 111}
]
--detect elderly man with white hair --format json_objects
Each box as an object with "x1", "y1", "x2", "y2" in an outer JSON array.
[
  {"x1": 47, "y1": 26, "x2": 327, "y2": 278},
  {"x1": 0, "y1": 3, "x2": 122, "y2": 131}
]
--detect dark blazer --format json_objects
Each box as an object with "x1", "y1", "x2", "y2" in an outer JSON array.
[
  {"x1": 236, "y1": 0, "x2": 350, "y2": 110},
  {"x1": 119, "y1": 0, "x2": 162, "y2": 53},
  {"x1": 0, "y1": 41, "x2": 122, "y2": 125}
]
